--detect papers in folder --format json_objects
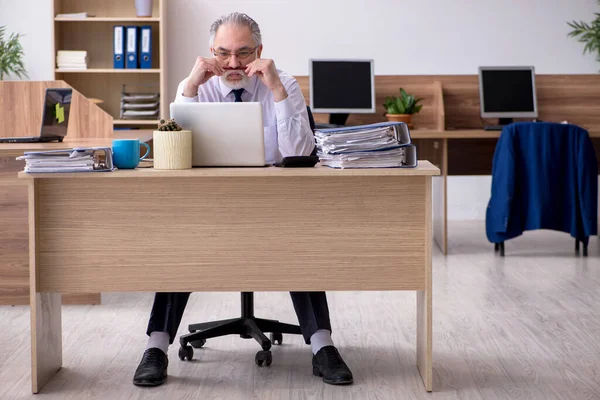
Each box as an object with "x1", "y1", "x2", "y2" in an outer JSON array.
[
  {"x1": 315, "y1": 122, "x2": 417, "y2": 169},
  {"x1": 16, "y1": 148, "x2": 114, "y2": 173}
]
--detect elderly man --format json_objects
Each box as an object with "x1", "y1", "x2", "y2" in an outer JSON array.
[{"x1": 133, "y1": 12, "x2": 353, "y2": 388}]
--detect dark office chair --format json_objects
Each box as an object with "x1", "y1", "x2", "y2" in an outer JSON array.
[
  {"x1": 486, "y1": 122, "x2": 598, "y2": 257},
  {"x1": 307, "y1": 105, "x2": 318, "y2": 155},
  {"x1": 177, "y1": 107, "x2": 318, "y2": 367}
]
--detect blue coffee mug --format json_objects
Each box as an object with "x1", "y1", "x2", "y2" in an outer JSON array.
[{"x1": 112, "y1": 139, "x2": 150, "y2": 169}]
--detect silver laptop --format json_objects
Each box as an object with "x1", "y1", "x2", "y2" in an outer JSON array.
[{"x1": 169, "y1": 102, "x2": 266, "y2": 167}]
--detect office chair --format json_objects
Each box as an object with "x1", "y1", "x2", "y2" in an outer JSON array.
[
  {"x1": 486, "y1": 122, "x2": 598, "y2": 257},
  {"x1": 178, "y1": 107, "x2": 318, "y2": 367}
]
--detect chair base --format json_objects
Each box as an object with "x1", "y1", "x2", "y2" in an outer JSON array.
[
  {"x1": 178, "y1": 292, "x2": 302, "y2": 366},
  {"x1": 494, "y1": 238, "x2": 587, "y2": 257}
]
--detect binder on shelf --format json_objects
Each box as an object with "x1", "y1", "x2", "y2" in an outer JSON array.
[
  {"x1": 140, "y1": 26, "x2": 152, "y2": 69},
  {"x1": 126, "y1": 26, "x2": 139, "y2": 69},
  {"x1": 113, "y1": 26, "x2": 125, "y2": 69}
]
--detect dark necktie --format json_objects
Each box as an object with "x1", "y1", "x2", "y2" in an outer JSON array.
[{"x1": 232, "y1": 89, "x2": 244, "y2": 102}]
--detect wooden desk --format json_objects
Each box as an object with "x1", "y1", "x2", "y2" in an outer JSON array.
[
  {"x1": 408, "y1": 129, "x2": 600, "y2": 255},
  {"x1": 20, "y1": 163, "x2": 439, "y2": 393},
  {"x1": 0, "y1": 130, "x2": 153, "y2": 305}
]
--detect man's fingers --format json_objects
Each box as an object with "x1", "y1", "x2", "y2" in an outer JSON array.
[
  {"x1": 205, "y1": 63, "x2": 222, "y2": 76},
  {"x1": 246, "y1": 64, "x2": 257, "y2": 77},
  {"x1": 208, "y1": 59, "x2": 225, "y2": 75}
]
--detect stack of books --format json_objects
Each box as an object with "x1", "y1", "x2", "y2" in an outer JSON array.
[
  {"x1": 56, "y1": 50, "x2": 88, "y2": 70},
  {"x1": 55, "y1": 12, "x2": 95, "y2": 19},
  {"x1": 16, "y1": 148, "x2": 114, "y2": 173},
  {"x1": 315, "y1": 122, "x2": 417, "y2": 169},
  {"x1": 120, "y1": 91, "x2": 160, "y2": 120}
]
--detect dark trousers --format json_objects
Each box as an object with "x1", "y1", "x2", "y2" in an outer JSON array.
[{"x1": 146, "y1": 291, "x2": 332, "y2": 345}]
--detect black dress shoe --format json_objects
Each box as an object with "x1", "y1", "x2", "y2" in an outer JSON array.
[
  {"x1": 312, "y1": 346, "x2": 354, "y2": 385},
  {"x1": 133, "y1": 348, "x2": 168, "y2": 387}
]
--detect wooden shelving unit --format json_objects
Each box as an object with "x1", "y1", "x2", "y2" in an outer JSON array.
[
  {"x1": 114, "y1": 119, "x2": 159, "y2": 126},
  {"x1": 56, "y1": 68, "x2": 161, "y2": 74},
  {"x1": 51, "y1": 0, "x2": 167, "y2": 129}
]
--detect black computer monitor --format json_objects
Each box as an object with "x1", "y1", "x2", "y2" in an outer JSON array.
[
  {"x1": 309, "y1": 59, "x2": 375, "y2": 126},
  {"x1": 478, "y1": 66, "x2": 538, "y2": 130}
]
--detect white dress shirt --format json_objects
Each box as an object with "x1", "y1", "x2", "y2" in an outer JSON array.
[{"x1": 174, "y1": 70, "x2": 315, "y2": 164}]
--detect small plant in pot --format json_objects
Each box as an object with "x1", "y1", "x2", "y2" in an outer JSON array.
[
  {"x1": 383, "y1": 88, "x2": 423, "y2": 129},
  {"x1": 153, "y1": 118, "x2": 193, "y2": 170}
]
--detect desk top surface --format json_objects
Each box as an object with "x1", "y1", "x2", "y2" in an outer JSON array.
[
  {"x1": 0, "y1": 130, "x2": 153, "y2": 157},
  {"x1": 18, "y1": 160, "x2": 440, "y2": 179}
]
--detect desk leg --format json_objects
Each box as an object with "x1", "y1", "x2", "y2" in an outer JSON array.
[
  {"x1": 31, "y1": 293, "x2": 62, "y2": 393},
  {"x1": 417, "y1": 176, "x2": 433, "y2": 391},
  {"x1": 29, "y1": 180, "x2": 63, "y2": 393},
  {"x1": 432, "y1": 138, "x2": 448, "y2": 255}
]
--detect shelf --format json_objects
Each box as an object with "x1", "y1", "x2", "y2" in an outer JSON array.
[
  {"x1": 114, "y1": 120, "x2": 159, "y2": 125},
  {"x1": 55, "y1": 17, "x2": 160, "y2": 22},
  {"x1": 56, "y1": 68, "x2": 160, "y2": 74}
]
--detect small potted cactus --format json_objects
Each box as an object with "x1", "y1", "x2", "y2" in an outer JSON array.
[{"x1": 153, "y1": 118, "x2": 192, "y2": 170}]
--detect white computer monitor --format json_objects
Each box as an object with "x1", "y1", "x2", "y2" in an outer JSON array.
[
  {"x1": 309, "y1": 59, "x2": 375, "y2": 125},
  {"x1": 478, "y1": 66, "x2": 538, "y2": 121}
]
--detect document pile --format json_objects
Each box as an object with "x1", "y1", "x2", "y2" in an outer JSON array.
[
  {"x1": 16, "y1": 148, "x2": 114, "y2": 173},
  {"x1": 315, "y1": 122, "x2": 417, "y2": 169},
  {"x1": 56, "y1": 50, "x2": 88, "y2": 70},
  {"x1": 120, "y1": 91, "x2": 160, "y2": 120}
]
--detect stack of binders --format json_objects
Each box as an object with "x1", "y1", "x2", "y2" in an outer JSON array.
[
  {"x1": 113, "y1": 25, "x2": 152, "y2": 69},
  {"x1": 315, "y1": 122, "x2": 417, "y2": 169},
  {"x1": 16, "y1": 148, "x2": 114, "y2": 173}
]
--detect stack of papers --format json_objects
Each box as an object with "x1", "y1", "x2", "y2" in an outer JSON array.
[
  {"x1": 315, "y1": 122, "x2": 417, "y2": 169},
  {"x1": 56, "y1": 50, "x2": 88, "y2": 70},
  {"x1": 16, "y1": 148, "x2": 114, "y2": 173}
]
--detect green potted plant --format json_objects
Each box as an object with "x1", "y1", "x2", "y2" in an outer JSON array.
[
  {"x1": 383, "y1": 88, "x2": 423, "y2": 128},
  {"x1": 0, "y1": 26, "x2": 28, "y2": 80},
  {"x1": 567, "y1": 3, "x2": 600, "y2": 67},
  {"x1": 153, "y1": 118, "x2": 192, "y2": 170}
]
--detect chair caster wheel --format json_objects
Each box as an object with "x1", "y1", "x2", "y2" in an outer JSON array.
[
  {"x1": 179, "y1": 345, "x2": 194, "y2": 361},
  {"x1": 270, "y1": 332, "x2": 283, "y2": 345},
  {"x1": 255, "y1": 350, "x2": 272, "y2": 367},
  {"x1": 190, "y1": 339, "x2": 206, "y2": 348}
]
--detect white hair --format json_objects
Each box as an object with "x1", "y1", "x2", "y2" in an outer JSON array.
[{"x1": 209, "y1": 12, "x2": 262, "y2": 48}]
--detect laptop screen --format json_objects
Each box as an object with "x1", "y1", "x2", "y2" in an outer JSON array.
[{"x1": 40, "y1": 88, "x2": 72, "y2": 138}]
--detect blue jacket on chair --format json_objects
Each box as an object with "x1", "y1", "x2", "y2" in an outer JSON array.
[{"x1": 486, "y1": 122, "x2": 598, "y2": 245}]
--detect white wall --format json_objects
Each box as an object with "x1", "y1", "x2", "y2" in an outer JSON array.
[
  {"x1": 2, "y1": 0, "x2": 598, "y2": 220},
  {"x1": 0, "y1": 0, "x2": 53, "y2": 81}
]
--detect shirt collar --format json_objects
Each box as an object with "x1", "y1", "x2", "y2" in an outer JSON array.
[{"x1": 218, "y1": 74, "x2": 259, "y2": 99}]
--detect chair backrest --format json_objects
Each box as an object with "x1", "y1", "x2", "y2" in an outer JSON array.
[
  {"x1": 306, "y1": 106, "x2": 317, "y2": 156},
  {"x1": 306, "y1": 105, "x2": 316, "y2": 133},
  {"x1": 487, "y1": 121, "x2": 598, "y2": 242}
]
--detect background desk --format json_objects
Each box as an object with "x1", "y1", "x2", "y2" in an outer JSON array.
[
  {"x1": 21, "y1": 163, "x2": 439, "y2": 393},
  {"x1": 297, "y1": 74, "x2": 600, "y2": 255},
  {"x1": 0, "y1": 131, "x2": 153, "y2": 305}
]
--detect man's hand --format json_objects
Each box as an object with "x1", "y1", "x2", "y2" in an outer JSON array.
[
  {"x1": 245, "y1": 59, "x2": 288, "y2": 102},
  {"x1": 183, "y1": 57, "x2": 224, "y2": 97}
]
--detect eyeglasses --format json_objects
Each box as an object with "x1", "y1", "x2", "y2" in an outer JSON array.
[{"x1": 213, "y1": 47, "x2": 258, "y2": 61}]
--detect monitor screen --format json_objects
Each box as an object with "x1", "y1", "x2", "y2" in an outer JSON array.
[
  {"x1": 479, "y1": 67, "x2": 538, "y2": 118},
  {"x1": 309, "y1": 59, "x2": 375, "y2": 113}
]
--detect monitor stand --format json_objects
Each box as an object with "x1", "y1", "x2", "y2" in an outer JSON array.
[
  {"x1": 484, "y1": 118, "x2": 513, "y2": 131},
  {"x1": 314, "y1": 113, "x2": 350, "y2": 130}
]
